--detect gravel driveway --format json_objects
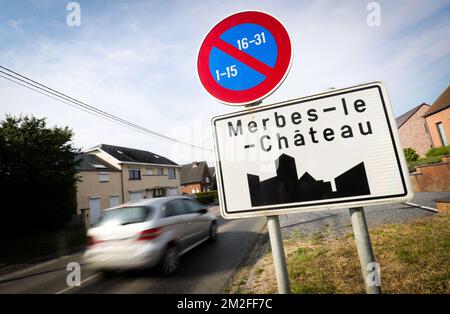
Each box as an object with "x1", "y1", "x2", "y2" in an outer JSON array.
[{"x1": 279, "y1": 192, "x2": 449, "y2": 239}]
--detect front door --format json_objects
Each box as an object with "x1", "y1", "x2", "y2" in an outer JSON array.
[
  {"x1": 89, "y1": 197, "x2": 101, "y2": 225},
  {"x1": 129, "y1": 191, "x2": 142, "y2": 203},
  {"x1": 109, "y1": 195, "x2": 120, "y2": 207}
]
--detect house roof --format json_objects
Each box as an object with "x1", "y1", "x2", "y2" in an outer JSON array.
[
  {"x1": 75, "y1": 153, "x2": 120, "y2": 172},
  {"x1": 423, "y1": 85, "x2": 450, "y2": 117},
  {"x1": 98, "y1": 144, "x2": 179, "y2": 166},
  {"x1": 209, "y1": 166, "x2": 215, "y2": 177},
  {"x1": 180, "y1": 161, "x2": 209, "y2": 184},
  {"x1": 395, "y1": 103, "x2": 429, "y2": 128}
]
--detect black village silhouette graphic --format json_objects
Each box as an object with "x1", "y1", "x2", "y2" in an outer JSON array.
[{"x1": 247, "y1": 154, "x2": 371, "y2": 206}]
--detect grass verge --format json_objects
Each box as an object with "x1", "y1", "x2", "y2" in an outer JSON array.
[{"x1": 229, "y1": 213, "x2": 449, "y2": 294}]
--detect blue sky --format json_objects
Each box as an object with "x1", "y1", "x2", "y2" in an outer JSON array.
[{"x1": 1, "y1": 0, "x2": 449, "y2": 165}]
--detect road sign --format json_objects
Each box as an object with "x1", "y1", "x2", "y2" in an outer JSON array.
[
  {"x1": 197, "y1": 11, "x2": 292, "y2": 106},
  {"x1": 212, "y1": 82, "x2": 413, "y2": 219}
]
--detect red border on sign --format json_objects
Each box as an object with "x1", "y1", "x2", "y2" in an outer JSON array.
[{"x1": 197, "y1": 11, "x2": 292, "y2": 105}]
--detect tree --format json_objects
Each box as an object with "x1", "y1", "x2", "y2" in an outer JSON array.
[{"x1": 0, "y1": 115, "x2": 79, "y2": 236}]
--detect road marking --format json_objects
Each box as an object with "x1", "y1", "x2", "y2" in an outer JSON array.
[
  {"x1": 55, "y1": 272, "x2": 102, "y2": 294},
  {"x1": 403, "y1": 202, "x2": 439, "y2": 213}
]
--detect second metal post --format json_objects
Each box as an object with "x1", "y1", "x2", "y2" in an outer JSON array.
[
  {"x1": 349, "y1": 207, "x2": 381, "y2": 294},
  {"x1": 267, "y1": 215, "x2": 291, "y2": 294}
]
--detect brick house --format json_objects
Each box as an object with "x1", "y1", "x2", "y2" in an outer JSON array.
[
  {"x1": 396, "y1": 103, "x2": 432, "y2": 156},
  {"x1": 180, "y1": 161, "x2": 213, "y2": 194},
  {"x1": 423, "y1": 85, "x2": 450, "y2": 148}
]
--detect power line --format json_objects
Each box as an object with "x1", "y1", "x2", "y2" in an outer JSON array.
[
  {"x1": 0, "y1": 73, "x2": 154, "y2": 137},
  {"x1": 0, "y1": 65, "x2": 212, "y2": 152}
]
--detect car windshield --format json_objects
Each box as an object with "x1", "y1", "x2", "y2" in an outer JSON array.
[{"x1": 99, "y1": 206, "x2": 152, "y2": 225}]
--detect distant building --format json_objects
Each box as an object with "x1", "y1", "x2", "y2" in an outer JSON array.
[
  {"x1": 180, "y1": 161, "x2": 213, "y2": 194},
  {"x1": 423, "y1": 85, "x2": 450, "y2": 148},
  {"x1": 77, "y1": 144, "x2": 181, "y2": 226},
  {"x1": 209, "y1": 166, "x2": 215, "y2": 179},
  {"x1": 395, "y1": 103, "x2": 432, "y2": 156},
  {"x1": 75, "y1": 153, "x2": 122, "y2": 226}
]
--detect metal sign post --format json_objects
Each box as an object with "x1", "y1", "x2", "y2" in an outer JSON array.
[
  {"x1": 349, "y1": 207, "x2": 381, "y2": 294},
  {"x1": 267, "y1": 215, "x2": 291, "y2": 294},
  {"x1": 243, "y1": 102, "x2": 291, "y2": 294}
]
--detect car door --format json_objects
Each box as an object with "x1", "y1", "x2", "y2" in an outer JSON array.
[
  {"x1": 162, "y1": 199, "x2": 197, "y2": 250},
  {"x1": 183, "y1": 199, "x2": 210, "y2": 242}
]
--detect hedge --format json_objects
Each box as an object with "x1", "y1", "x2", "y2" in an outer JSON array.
[
  {"x1": 195, "y1": 190, "x2": 218, "y2": 205},
  {"x1": 425, "y1": 145, "x2": 450, "y2": 157},
  {"x1": 407, "y1": 156, "x2": 442, "y2": 172}
]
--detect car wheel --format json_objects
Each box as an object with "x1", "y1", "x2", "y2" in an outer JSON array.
[
  {"x1": 160, "y1": 245, "x2": 180, "y2": 276},
  {"x1": 209, "y1": 222, "x2": 218, "y2": 242}
]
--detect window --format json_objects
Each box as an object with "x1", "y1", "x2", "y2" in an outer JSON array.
[
  {"x1": 99, "y1": 172, "x2": 110, "y2": 182},
  {"x1": 183, "y1": 199, "x2": 206, "y2": 213},
  {"x1": 436, "y1": 122, "x2": 448, "y2": 146},
  {"x1": 99, "y1": 206, "x2": 152, "y2": 225},
  {"x1": 168, "y1": 168, "x2": 176, "y2": 179},
  {"x1": 163, "y1": 199, "x2": 188, "y2": 217},
  {"x1": 129, "y1": 169, "x2": 141, "y2": 180},
  {"x1": 147, "y1": 168, "x2": 154, "y2": 175},
  {"x1": 205, "y1": 177, "x2": 210, "y2": 183},
  {"x1": 157, "y1": 168, "x2": 164, "y2": 176}
]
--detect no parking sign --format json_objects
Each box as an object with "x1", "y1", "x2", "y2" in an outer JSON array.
[{"x1": 197, "y1": 11, "x2": 292, "y2": 105}]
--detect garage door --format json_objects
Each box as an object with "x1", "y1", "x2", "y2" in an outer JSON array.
[
  {"x1": 110, "y1": 195, "x2": 120, "y2": 207},
  {"x1": 129, "y1": 191, "x2": 142, "y2": 202},
  {"x1": 168, "y1": 188, "x2": 178, "y2": 196},
  {"x1": 89, "y1": 197, "x2": 101, "y2": 225}
]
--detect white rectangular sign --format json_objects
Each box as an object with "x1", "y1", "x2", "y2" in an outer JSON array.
[{"x1": 212, "y1": 82, "x2": 413, "y2": 219}]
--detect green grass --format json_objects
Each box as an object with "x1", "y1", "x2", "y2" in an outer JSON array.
[
  {"x1": 241, "y1": 213, "x2": 450, "y2": 294},
  {"x1": 254, "y1": 267, "x2": 265, "y2": 276},
  {"x1": 0, "y1": 228, "x2": 86, "y2": 266},
  {"x1": 426, "y1": 145, "x2": 450, "y2": 157}
]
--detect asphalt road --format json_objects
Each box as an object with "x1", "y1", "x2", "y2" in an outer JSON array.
[{"x1": 0, "y1": 211, "x2": 266, "y2": 294}]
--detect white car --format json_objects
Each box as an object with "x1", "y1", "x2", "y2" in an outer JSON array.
[{"x1": 83, "y1": 196, "x2": 218, "y2": 275}]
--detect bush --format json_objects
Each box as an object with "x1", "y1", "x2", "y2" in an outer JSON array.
[
  {"x1": 426, "y1": 145, "x2": 450, "y2": 157},
  {"x1": 195, "y1": 190, "x2": 218, "y2": 205},
  {"x1": 404, "y1": 148, "x2": 419, "y2": 162},
  {"x1": 407, "y1": 156, "x2": 442, "y2": 172}
]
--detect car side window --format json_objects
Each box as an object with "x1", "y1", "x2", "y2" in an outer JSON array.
[
  {"x1": 164, "y1": 199, "x2": 188, "y2": 217},
  {"x1": 184, "y1": 199, "x2": 206, "y2": 213}
]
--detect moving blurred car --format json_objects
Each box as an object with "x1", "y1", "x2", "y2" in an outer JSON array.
[{"x1": 83, "y1": 196, "x2": 218, "y2": 275}]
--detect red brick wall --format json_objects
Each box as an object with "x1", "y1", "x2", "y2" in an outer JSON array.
[
  {"x1": 410, "y1": 156, "x2": 450, "y2": 192},
  {"x1": 181, "y1": 183, "x2": 201, "y2": 194},
  {"x1": 398, "y1": 105, "x2": 432, "y2": 156}
]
